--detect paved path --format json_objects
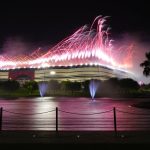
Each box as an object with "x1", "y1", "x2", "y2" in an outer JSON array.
[{"x1": 0, "y1": 131, "x2": 150, "y2": 144}]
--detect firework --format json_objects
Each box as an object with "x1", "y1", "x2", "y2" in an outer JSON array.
[{"x1": 0, "y1": 16, "x2": 133, "y2": 72}]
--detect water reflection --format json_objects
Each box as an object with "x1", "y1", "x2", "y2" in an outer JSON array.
[{"x1": 0, "y1": 97, "x2": 150, "y2": 131}]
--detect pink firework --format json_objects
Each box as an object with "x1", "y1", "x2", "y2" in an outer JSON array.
[{"x1": 0, "y1": 16, "x2": 133, "y2": 71}]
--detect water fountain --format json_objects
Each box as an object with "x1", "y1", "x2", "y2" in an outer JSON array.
[
  {"x1": 38, "y1": 81, "x2": 48, "y2": 97},
  {"x1": 89, "y1": 79, "x2": 99, "y2": 101}
]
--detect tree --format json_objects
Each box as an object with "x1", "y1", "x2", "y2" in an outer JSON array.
[
  {"x1": 140, "y1": 52, "x2": 150, "y2": 76},
  {"x1": 103, "y1": 78, "x2": 120, "y2": 88},
  {"x1": 82, "y1": 80, "x2": 90, "y2": 92},
  {"x1": 0, "y1": 81, "x2": 4, "y2": 89},
  {"x1": 60, "y1": 81, "x2": 70, "y2": 91},
  {"x1": 71, "y1": 82, "x2": 81, "y2": 91},
  {"x1": 48, "y1": 80, "x2": 60, "y2": 94},
  {"x1": 101, "y1": 78, "x2": 120, "y2": 95},
  {"x1": 2, "y1": 80, "x2": 20, "y2": 91},
  {"x1": 69, "y1": 82, "x2": 81, "y2": 95},
  {"x1": 119, "y1": 78, "x2": 140, "y2": 90},
  {"x1": 23, "y1": 81, "x2": 38, "y2": 94}
]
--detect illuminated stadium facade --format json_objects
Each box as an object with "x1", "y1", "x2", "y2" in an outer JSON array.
[
  {"x1": 0, "y1": 66, "x2": 129, "y2": 82},
  {"x1": 0, "y1": 16, "x2": 132, "y2": 82}
]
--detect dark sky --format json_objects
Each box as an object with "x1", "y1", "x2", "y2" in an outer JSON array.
[{"x1": 0, "y1": 0, "x2": 150, "y2": 46}]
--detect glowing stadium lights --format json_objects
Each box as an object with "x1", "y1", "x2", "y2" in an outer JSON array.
[
  {"x1": 50, "y1": 71, "x2": 56, "y2": 75},
  {"x1": 0, "y1": 16, "x2": 133, "y2": 73}
]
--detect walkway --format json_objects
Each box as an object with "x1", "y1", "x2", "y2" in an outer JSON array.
[{"x1": 0, "y1": 131, "x2": 150, "y2": 144}]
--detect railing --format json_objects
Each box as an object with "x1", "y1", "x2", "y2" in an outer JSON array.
[
  {"x1": 57, "y1": 108, "x2": 114, "y2": 133},
  {"x1": 0, "y1": 106, "x2": 150, "y2": 136}
]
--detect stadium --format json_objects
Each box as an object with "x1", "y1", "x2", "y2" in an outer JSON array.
[{"x1": 0, "y1": 16, "x2": 132, "y2": 83}]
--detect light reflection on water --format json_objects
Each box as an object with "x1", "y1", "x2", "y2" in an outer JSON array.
[{"x1": 0, "y1": 97, "x2": 150, "y2": 131}]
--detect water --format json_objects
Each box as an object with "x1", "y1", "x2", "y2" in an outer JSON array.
[
  {"x1": 0, "y1": 97, "x2": 150, "y2": 131},
  {"x1": 38, "y1": 82, "x2": 48, "y2": 97},
  {"x1": 89, "y1": 79, "x2": 99, "y2": 100}
]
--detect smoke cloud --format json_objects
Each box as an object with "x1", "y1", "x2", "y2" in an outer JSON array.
[
  {"x1": 113, "y1": 32, "x2": 150, "y2": 84},
  {"x1": 1, "y1": 37, "x2": 35, "y2": 56}
]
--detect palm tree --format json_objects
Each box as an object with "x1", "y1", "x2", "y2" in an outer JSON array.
[{"x1": 140, "y1": 52, "x2": 150, "y2": 76}]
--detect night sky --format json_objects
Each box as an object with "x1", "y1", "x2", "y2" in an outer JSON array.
[
  {"x1": 0, "y1": 0, "x2": 149, "y2": 44},
  {"x1": 0, "y1": 0, "x2": 150, "y2": 83}
]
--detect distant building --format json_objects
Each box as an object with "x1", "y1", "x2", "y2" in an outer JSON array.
[
  {"x1": 0, "y1": 65, "x2": 129, "y2": 83},
  {"x1": 0, "y1": 71, "x2": 8, "y2": 81},
  {"x1": 0, "y1": 16, "x2": 132, "y2": 83}
]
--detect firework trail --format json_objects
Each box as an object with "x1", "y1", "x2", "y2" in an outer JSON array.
[{"x1": 0, "y1": 16, "x2": 133, "y2": 71}]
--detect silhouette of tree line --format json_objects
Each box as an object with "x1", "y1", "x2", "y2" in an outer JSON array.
[{"x1": 0, "y1": 77, "x2": 143, "y2": 97}]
